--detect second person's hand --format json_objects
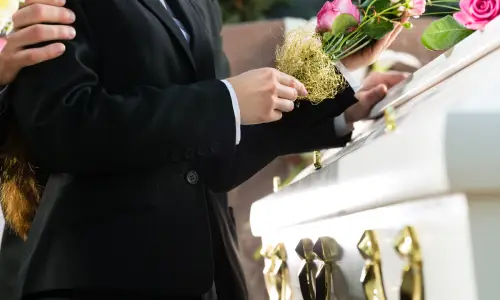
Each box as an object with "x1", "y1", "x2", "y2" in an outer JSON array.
[
  {"x1": 0, "y1": 0, "x2": 76, "y2": 85},
  {"x1": 340, "y1": 12, "x2": 410, "y2": 71},
  {"x1": 227, "y1": 68, "x2": 308, "y2": 125},
  {"x1": 344, "y1": 71, "x2": 409, "y2": 124}
]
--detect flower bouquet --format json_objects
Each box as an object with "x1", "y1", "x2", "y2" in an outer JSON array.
[
  {"x1": 276, "y1": 0, "x2": 422, "y2": 103},
  {"x1": 421, "y1": 0, "x2": 499, "y2": 50}
]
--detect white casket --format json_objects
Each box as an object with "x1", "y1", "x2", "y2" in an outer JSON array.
[{"x1": 250, "y1": 17, "x2": 500, "y2": 300}]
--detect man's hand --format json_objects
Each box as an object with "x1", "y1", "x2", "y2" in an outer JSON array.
[
  {"x1": 344, "y1": 71, "x2": 409, "y2": 124},
  {"x1": 0, "y1": 0, "x2": 76, "y2": 85},
  {"x1": 227, "y1": 68, "x2": 308, "y2": 124},
  {"x1": 340, "y1": 13, "x2": 410, "y2": 71}
]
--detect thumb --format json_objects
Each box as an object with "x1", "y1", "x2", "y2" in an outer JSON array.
[{"x1": 357, "y1": 84, "x2": 388, "y2": 107}]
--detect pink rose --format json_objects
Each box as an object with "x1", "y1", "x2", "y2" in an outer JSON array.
[
  {"x1": 454, "y1": 0, "x2": 500, "y2": 30},
  {"x1": 316, "y1": 0, "x2": 361, "y2": 33},
  {"x1": 408, "y1": 0, "x2": 426, "y2": 16}
]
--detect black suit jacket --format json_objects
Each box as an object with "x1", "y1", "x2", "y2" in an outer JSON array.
[{"x1": 1, "y1": 0, "x2": 356, "y2": 297}]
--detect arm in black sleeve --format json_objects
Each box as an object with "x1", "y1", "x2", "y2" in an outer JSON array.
[
  {"x1": 7, "y1": 0, "x2": 236, "y2": 173},
  {"x1": 275, "y1": 87, "x2": 357, "y2": 155},
  {"x1": 203, "y1": 87, "x2": 358, "y2": 192}
]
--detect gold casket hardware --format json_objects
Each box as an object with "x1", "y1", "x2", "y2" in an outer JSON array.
[
  {"x1": 313, "y1": 236, "x2": 347, "y2": 300},
  {"x1": 261, "y1": 243, "x2": 291, "y2": 300},
  {"x1": 358, "y1": 230, "x2": 387, "y2": 300},
  {"x1": 313, "y1": 151, "x2": 322, "y2": 170},
  {"x1": 395, "y1": 226, "x2": 424, "y2": 300},
  {"x1": 273, "y1": 176, "x2": 282, "y2": 193},
  {"x1": 295, "y1": 238, "x2": 317, "y2": 300}
]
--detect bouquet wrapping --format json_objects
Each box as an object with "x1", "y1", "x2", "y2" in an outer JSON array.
[{"x1": 276, "y1": 0, "x2": 422, "y2": 103}]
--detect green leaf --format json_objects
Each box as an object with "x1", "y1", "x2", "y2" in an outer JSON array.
[
  {"x1": 362, "y1": 18, "x2": 394, "y2": 39},
  {"x1": 421, "y1": 15, "x2": 474, "y2": 50},
  {"x1": 331, "y1": 13, "x2": 359, "y2": 35}
]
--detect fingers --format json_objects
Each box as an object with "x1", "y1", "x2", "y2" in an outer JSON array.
[
  {"x1": 277, "y1": 71, "x2": 308, "y2": 97},
  {"x1": 276, "y1": 83, "x2": 297, "y2": 101},
  {"x1": 21, "y1": 0, "x2": 66, "y2": 8},
  {"x1": 7, "y1": 24, "x2": 75, "y2": 49},
  {"x1": 20, "y1": 0, "x2": 66, "y2": 7},
  {"x1": 384, "y1": 24, "x2": 404, "y2": 49},
  {"x1": 269, "y1": 99, "x2": 294, "y2": 122},
  {"x1": 363, "y1": 71, "x2": 410, "y2": 90},
  {"x1": 399, "y1": 11, "x2": 410, "y2": 24},
  {"x1": 274, "y1": 71, "x2": 308, "y2": 114},
  {"x1": 291, "y1": 80, "x2": 308, "y2": 97},
  {"x1": 13, "y1": 3, "x2": 75, "y2": 29},
  {"x1": 277, "y1": 71, "x2": 295, "y2": 86},
  {"x1": 274, "y1": 81, "x2": 295, "y2": 113},
  {"x1": 269, "y1": 110, "x2": 283, "y2": 122},
  {"x1": 356, "y1": 84, "x2": 388, "y2": 107},
  {"x1": 382, "y1": 25, "x2": 402, "y2": 50},
  {"x1": 376, "y1": 71, "x2": 409, "y2": 89},
  {"x1": 273, "y1": 98, "x2": 294, "y2": 113},
  {"x1": 11, "y1": 42, "x2": 66, "y2": 67},
  {"x1": 382, "y1": 11, "x2": 410, "y2": 50},
  {"x1": 369, "y1": 32, "x2": 392, "y2": 58},
  {"x1": 371, "y1": 12, "x2": 408, "y2": 55}
]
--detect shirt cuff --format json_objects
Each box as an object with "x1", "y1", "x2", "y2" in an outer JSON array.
[
  {"x1": 221, "y1": 80, "x2": 241, "y2": 145},
  {"x1": 333, "y1": 113, "x2": 354, "y2": 136},
  {"x1": 336, "y1": 61, "x2": 362, "y2": 93}
]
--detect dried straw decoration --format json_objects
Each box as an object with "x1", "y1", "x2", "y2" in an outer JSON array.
[{"x1": 276, "y1": 29, "x2": 346, "y2": 104}]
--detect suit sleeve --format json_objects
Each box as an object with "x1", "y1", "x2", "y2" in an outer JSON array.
[
  {"x1": 7, "y1": 0, "x2": 236, "y2": 173},
  {"x1": 204, "y1": 82, "x2": 358, "y2": 192}
]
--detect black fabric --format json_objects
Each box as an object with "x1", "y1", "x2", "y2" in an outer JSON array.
[
  {"x1": 209, "y1": 194, "x2": 248, "y2": 300},
  {"x1": 21, "y1": 288, "x2": 208, "y2": 300},
  {"x1": 0, "y1": 0, "x2": 357, "y2": 298},
  {"x1": 0, "y1": 225, "x2": 25, "y2": 300}
]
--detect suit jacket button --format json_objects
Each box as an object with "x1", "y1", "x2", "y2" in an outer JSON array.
[{"x1": 186, "y1": 170, "x2": 199, "y2": 185}]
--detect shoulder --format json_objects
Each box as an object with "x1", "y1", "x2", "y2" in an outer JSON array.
[{"x1": 189, "y1": 0, "x2": 224, "y2": 30}]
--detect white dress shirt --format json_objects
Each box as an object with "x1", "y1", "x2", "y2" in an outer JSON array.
[{"x1": 159, "y1": 0, "x2": 354, "y2": 143}]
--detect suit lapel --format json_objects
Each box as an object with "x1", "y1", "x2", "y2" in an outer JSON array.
[
  {"x1": 169, "y1": 0, "x2": 216, "y2": 81},
  {"x1": 139, "y1": 0, "x2": 196, "y2": 73}
]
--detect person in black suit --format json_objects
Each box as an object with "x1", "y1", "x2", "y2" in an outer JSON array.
[{"x1": 0, "y1": 0, "x2": 408, "y2": 299}]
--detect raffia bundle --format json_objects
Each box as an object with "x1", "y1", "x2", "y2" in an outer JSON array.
[{"x1": 275, "y1": 29, "x2": 346, "y2": 104}]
